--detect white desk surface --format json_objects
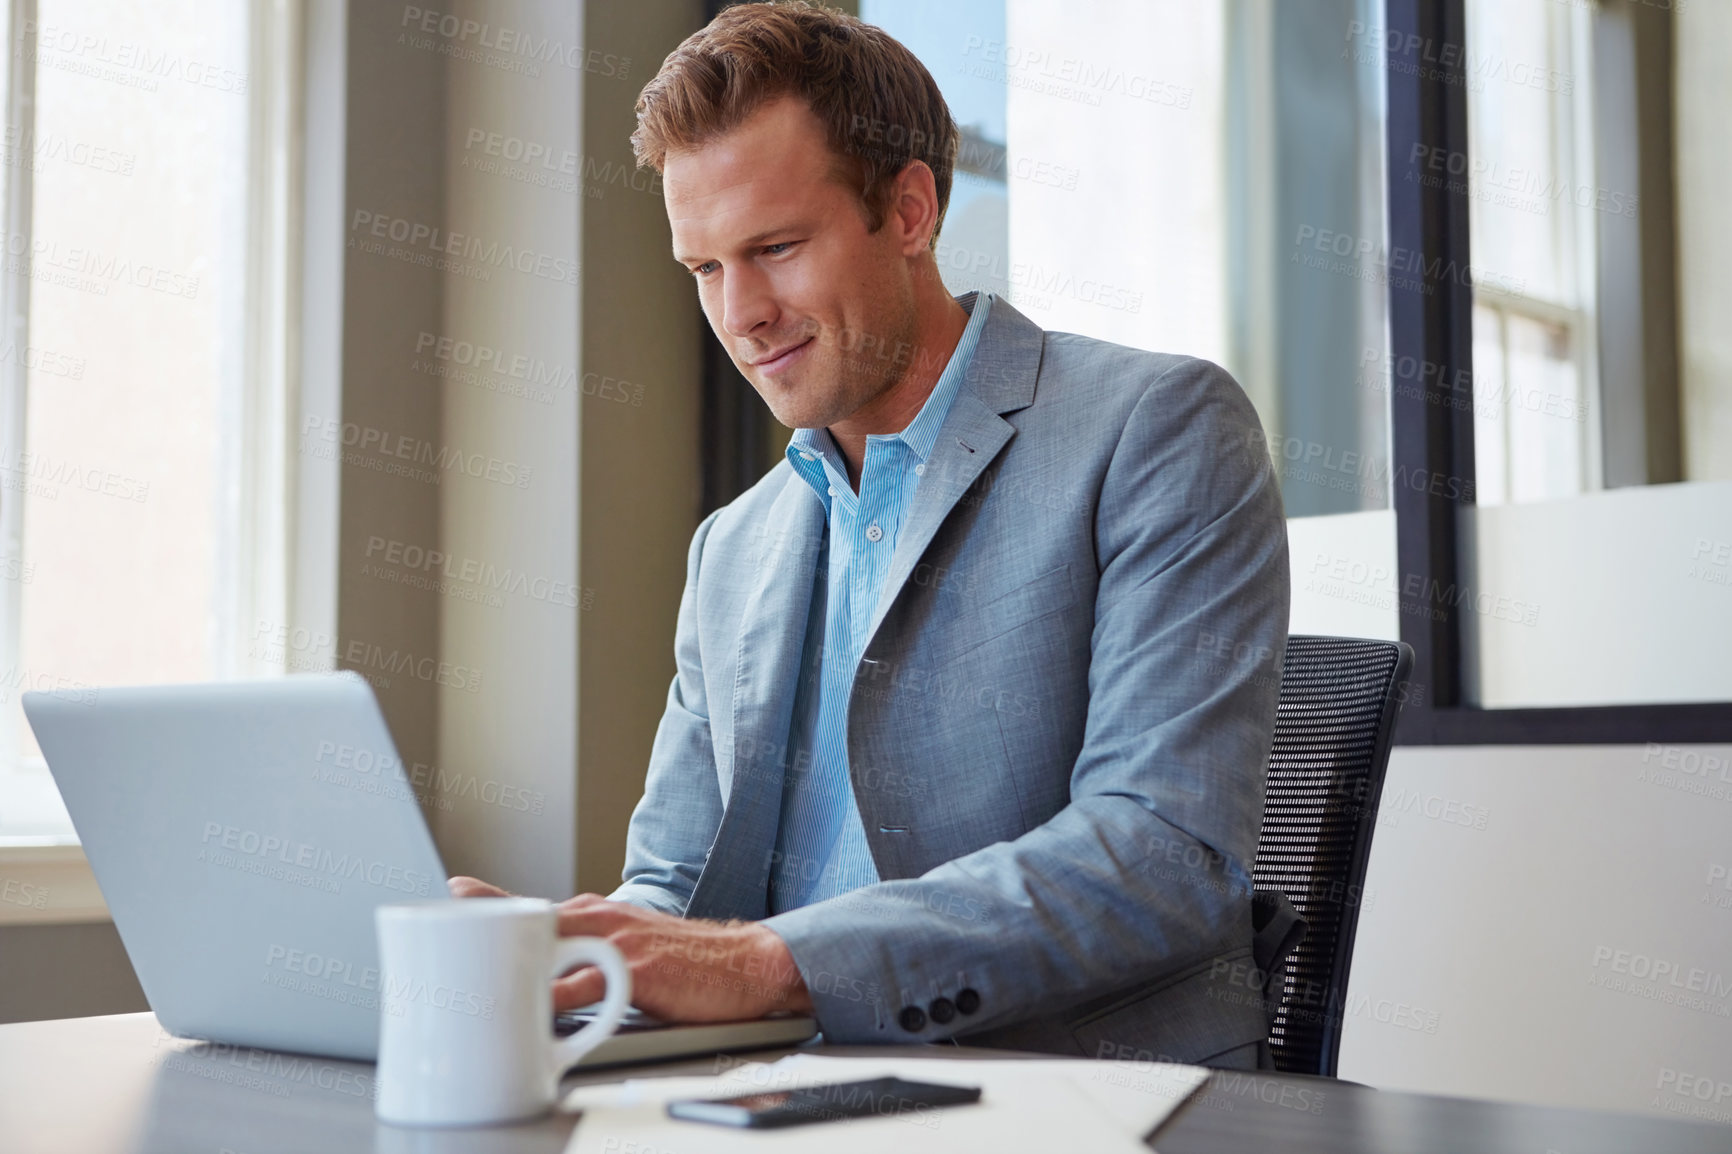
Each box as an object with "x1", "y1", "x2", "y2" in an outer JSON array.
[{"x1": 0, "y1": 1012, "x2": 1062, "y2": 1154}]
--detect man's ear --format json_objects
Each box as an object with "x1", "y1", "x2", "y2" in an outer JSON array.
[{"x1": 888, "y1": 160, "x2": 942, "y2": 257}]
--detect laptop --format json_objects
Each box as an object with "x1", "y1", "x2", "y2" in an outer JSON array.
[{"x1": 22, "y1": 672, "x2": 816, "y2": 1066}]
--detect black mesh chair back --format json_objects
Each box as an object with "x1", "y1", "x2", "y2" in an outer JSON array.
[{"x1": 1255, "y1": 634, "x2": 1413, "y2": 1076}]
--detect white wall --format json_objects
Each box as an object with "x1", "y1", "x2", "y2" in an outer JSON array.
[
  {"x1": 1287, "y1": 509, "x2": 1399, "y2": 641},
  {"x1": 1468, "y1": 480, "x2": 1732, "y2": 707},
  {"x1": 1287, "y1": 501, "x2": 1732, "y2": 1123},
  {"x1": 1341, "y1": 743, "x2": 1732, "y2": 1125},
  {"x1": 1004, "y1": 0, "x2": 1228, "y2": 363},
  {"x1": 434, "y1": 1, "x2": 582, "y2": 898},
  {"x1": 1286, "y1": 480, "x2": 1732, "y2": 708}
]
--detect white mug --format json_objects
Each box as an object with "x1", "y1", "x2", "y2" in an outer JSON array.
[{"x1": 374, "y1": 897, "x2": 631, "y2": 1127}]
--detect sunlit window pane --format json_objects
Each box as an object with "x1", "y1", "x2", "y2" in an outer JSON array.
[{"x1": 0, "y1": 1, "x2": 249, "y2": 837}]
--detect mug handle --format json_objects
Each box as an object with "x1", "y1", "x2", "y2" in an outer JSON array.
[{"x1": 549, "y1": 937, "x2": 632, "y2": 1071}]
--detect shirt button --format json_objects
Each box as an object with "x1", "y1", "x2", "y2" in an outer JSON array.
[
  {"x1": 865, "y1": 524, "x2": 883, "y2": 542},
  {"x1": 800, "y1": 452, "x2": 817, "y2": 461},
  {"x1": 828, "y1": 487, "x2": 837, "y2": 497},
  {"x1": 915, "y1": 463, "x2": 926, "y2": 476}
]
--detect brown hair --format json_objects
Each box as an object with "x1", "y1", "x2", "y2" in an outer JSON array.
[{"x1": 632, "y1": 1, "x2": 959, "y2": 246}]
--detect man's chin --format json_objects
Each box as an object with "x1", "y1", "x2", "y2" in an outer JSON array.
[
  {"x1": 742, "y1": 355, "x2": 866, "y2": 431},
  {"x1": 767, "y1": 404, "x2": 826, "y2": 432},
  {"x1": 755, "y1": 380, "x2": 838, "y2": 432}
]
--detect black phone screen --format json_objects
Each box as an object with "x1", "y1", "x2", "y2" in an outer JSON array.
[{"x1": 666, "y1": 1076, "x2": 983, "y2": 1129}]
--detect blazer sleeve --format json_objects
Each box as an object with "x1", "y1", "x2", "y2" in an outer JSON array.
[
  {"x1": 761, "y1": 358, "x2": 1290, "y2": 1041},
  {"x1": 608, "y1": 508, "x2": 727, "y2": 915}
]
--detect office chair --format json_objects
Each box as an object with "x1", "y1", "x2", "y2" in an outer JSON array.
[{"x1": 1253, "y1": 634, "x2": 1414, "y2": 1077}]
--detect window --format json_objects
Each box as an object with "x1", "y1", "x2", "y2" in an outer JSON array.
[
  {"x1": 1452, "y1": 0, "x2": 1732, "y2": 711},
  {"x1": 1465, "y1": 0, "x2": 1598, "y2": 506},
  {"x1": 1465, "y1": 0, "x2": 1730, "y2": 508},
  {"x1": 861, "y1": 0, "x2": 1400, "y2": 647},
  {"x1": 867, "y1": 0, "x2": 1732, "y2": 729},
  {"x1": 856, "y1": 0, "x2": 1008, "y2": 306},
  {"x1": 0, "y1": 1, "x2": 299, "y2": 842},
  {"x1": 863, "y1": 0, "x2": 1393, "y2": 522},
  {"x1": 1384, "y1": 0, "x2": 1732, "y2": 736}
]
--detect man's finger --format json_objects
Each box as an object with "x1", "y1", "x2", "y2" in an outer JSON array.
[
  {"x1": 553, "y1": 966, "x2": 608, "y2": 1012},
  {"x1": 448, "y1": 876, "x2": 511, "y2": 899}
]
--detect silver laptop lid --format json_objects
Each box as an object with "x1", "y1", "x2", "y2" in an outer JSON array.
[{"x1": 23, "y1": 672, "x2": 446, "y2": 1060}]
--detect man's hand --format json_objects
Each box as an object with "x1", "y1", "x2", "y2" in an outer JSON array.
[
  {"x1": 552, "y1": 894, "x2": 811, "y2": 1021},
  {"x1": 448, "y1": 876, "x2": 512, "y2": 899},
  {"x1": 446, "y1": 879, "x2": 811, "y2": 1022}
]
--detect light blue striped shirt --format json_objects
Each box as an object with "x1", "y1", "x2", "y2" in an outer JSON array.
[{"x1": 768, "y1": 293, "x2": 994, "y2": 913}]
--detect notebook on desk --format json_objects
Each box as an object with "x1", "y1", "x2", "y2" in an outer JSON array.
[
  {"x1": 558, "y1": 1007, "x2": 816, "y2": 1068},
  {"x1": 23, "y1": 672, "x2": 817, "y2": 1066}
]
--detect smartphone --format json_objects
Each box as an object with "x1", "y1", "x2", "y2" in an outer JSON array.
[{"x1": 666, "y1": 1076, "x2": 982, "y2": 1129}]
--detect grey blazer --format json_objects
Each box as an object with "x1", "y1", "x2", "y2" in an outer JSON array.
[{"x1": 612, "y1": 294, "x2": 1290, "y2": 1068}]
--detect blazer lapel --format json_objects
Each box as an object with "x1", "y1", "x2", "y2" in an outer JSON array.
[
  {"x1": 864, "y1": 393, "x2": 1013, "y2": 645},
  {"x1": 688, "y1": 472, "x2": 824, "y2": 921},
  {"x1": 864, "y1": 296, "x2": 1045, "y2": 648}
]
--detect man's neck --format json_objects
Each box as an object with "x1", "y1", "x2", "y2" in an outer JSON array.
[{"x1": 828, "y1": 288, "x2": 971, "y2": 490}]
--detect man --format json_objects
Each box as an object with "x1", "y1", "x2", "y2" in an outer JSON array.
[{"x1": 454, "y1": 0, "x2": 1289, "y2": 1068}]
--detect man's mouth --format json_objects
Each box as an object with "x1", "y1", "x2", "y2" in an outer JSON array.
[{"x1": 749, "y1": 337, "x2": 814, "y2": 375}]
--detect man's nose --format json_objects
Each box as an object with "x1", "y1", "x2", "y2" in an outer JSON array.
[{"x1": 719, "y1": 266, "x2": 776, "y2": 339}]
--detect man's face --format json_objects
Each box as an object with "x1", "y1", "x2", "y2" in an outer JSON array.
[{"x1": 664, "y1": 96, "x2": 919, "y2": 431}]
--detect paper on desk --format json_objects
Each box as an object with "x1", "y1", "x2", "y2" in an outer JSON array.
[{"x1": 563, "y1": 1054, "x2": 1208, "y2": 1154}]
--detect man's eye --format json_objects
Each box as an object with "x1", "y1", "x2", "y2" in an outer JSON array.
[
  {"x1": 693, "y1": 262, "x2": 718, "y2": 276},
  {"x1": 763, "y1": 242, "x2": 794, "y2": 256}
]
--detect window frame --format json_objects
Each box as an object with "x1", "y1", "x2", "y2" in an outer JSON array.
[
  {"x1": 0, "y1": 0, "x2": 328, "y2": 850},
  {"x1": 1383, "y1": 0, "x2": 1732, "y2": 744},
  {"x1": 0, "y1": 0, "x2": 39, "y2": 801}
]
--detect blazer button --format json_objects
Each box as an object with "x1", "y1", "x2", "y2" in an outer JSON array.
[
  {"x1": 928, "y1": 997, "x2": 956, "y2": 1024},
  {"x1": 955, "y1": 988, "x2": 981, "y2": 1016},
  {"x1": 898, "y1": 1005, "x2": 927, "y2": 1032}
]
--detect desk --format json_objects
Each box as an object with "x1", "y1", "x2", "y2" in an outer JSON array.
[{"x1": 0, "y1": 1014, "x2": 1726, "y2": 1153}]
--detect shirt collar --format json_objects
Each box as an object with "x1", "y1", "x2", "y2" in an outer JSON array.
[{"x1": 786, "y1": 292, "x2": 995, "y2": 489}]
